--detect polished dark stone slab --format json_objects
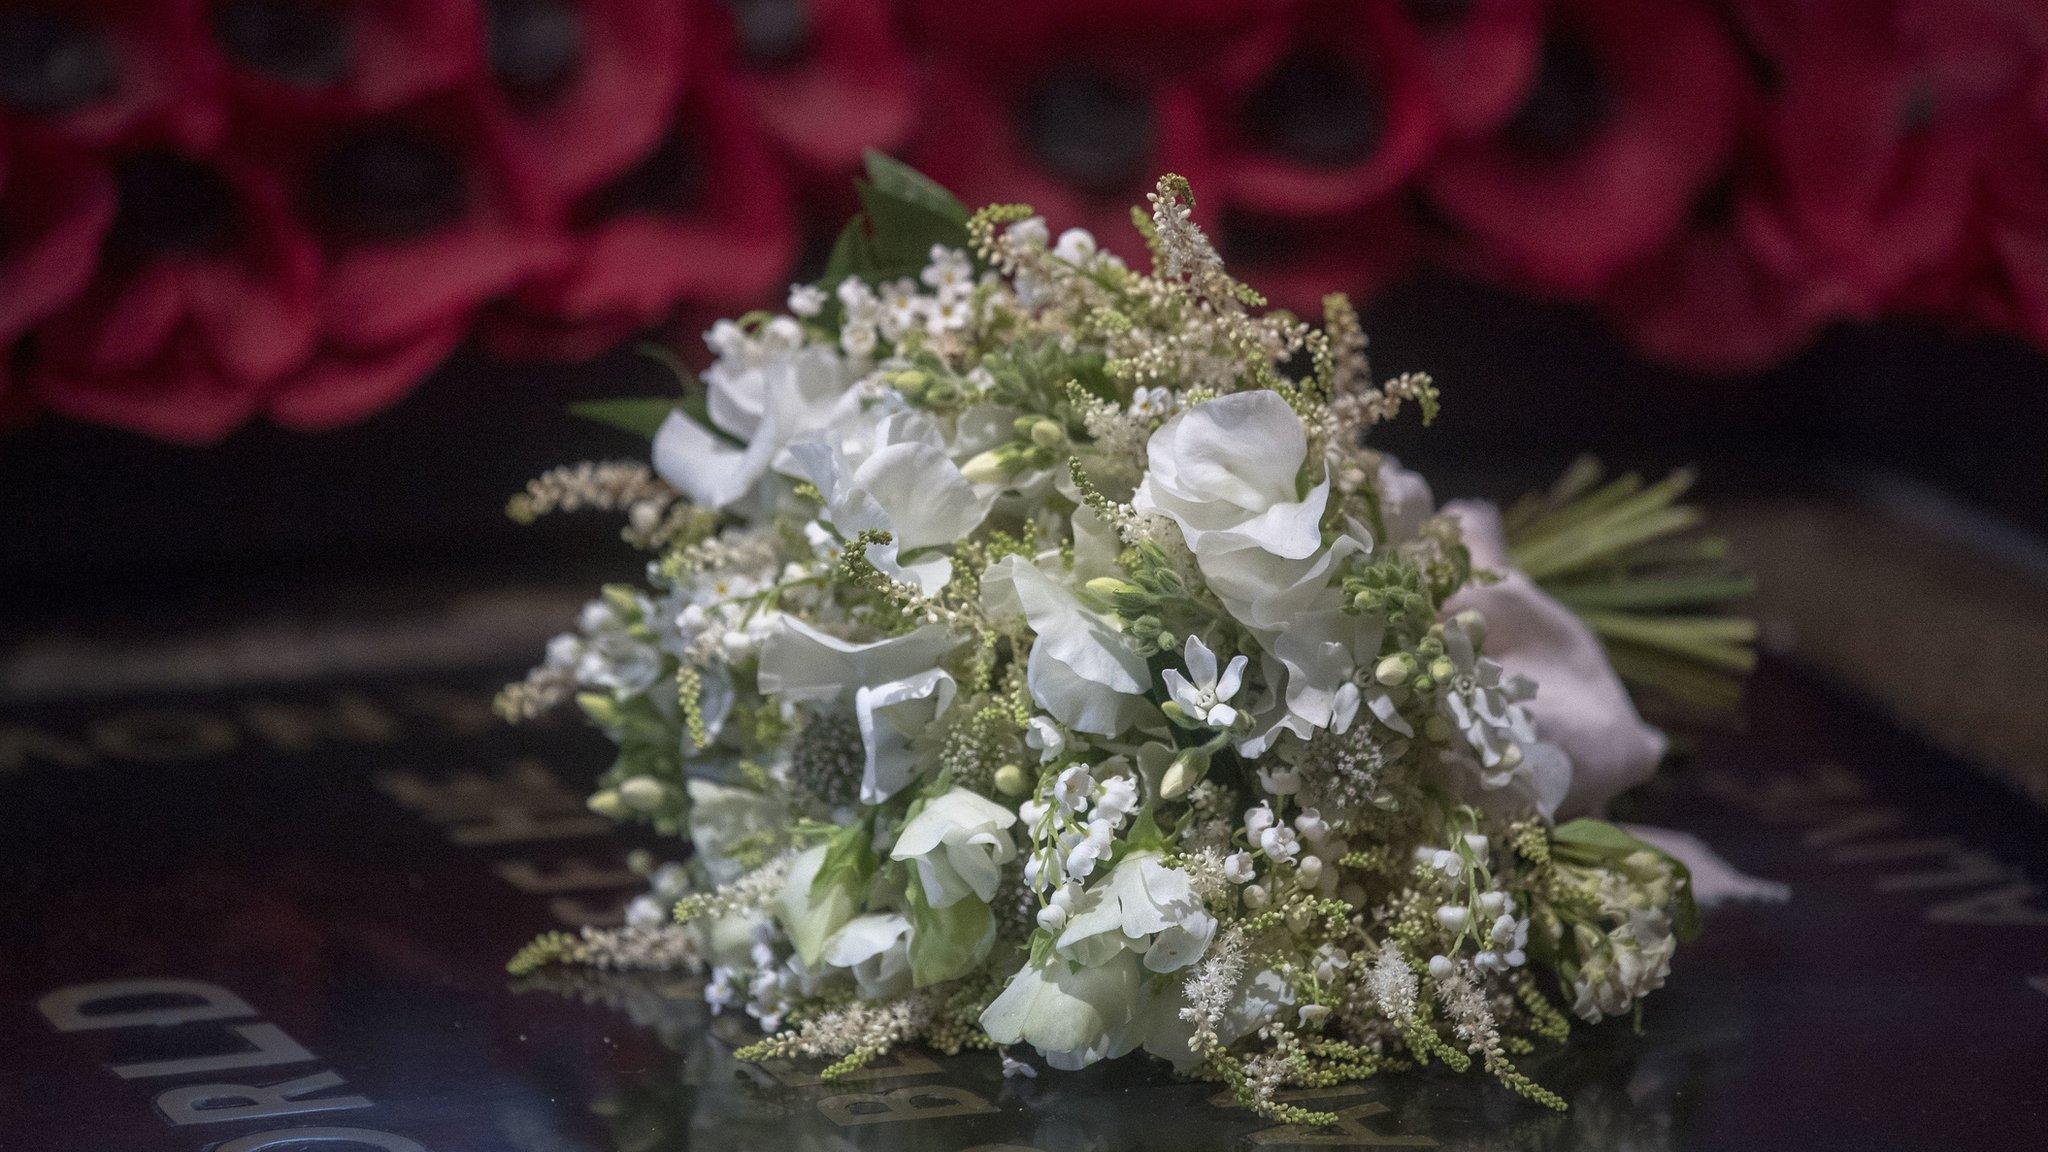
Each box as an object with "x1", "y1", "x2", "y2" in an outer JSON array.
[{"x1": 2, "y1": 662, "x2": 2044, "y2": 1151}]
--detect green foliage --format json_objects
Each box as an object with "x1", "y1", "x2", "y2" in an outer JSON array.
[
  {"x1": 1507, "y1": 457, "x2": 1756, "y2": 716},
  {"x1": 822, "y1": 151, "x2": 974, "y2": 290}
]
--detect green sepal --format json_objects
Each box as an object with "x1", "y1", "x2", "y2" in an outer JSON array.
[{"x1": 811, "y1": 812, "x2": 879, "y2": 902}]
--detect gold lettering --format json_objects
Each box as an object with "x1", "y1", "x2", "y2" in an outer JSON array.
[
  {"x1": 239, "y1": 694, "x2": 399, "y2": 752},
  {"x1": 1875, "y1": 851, "x2": 2008, "y2": 892},
  {"x1": 1925, "y1": 882, "x2": 2048, "y2": 927},
  {"x1": 548, "y1": 894, "x2": 629, "y2": 927},
  {"x1": 495, "y1": 858, "x2": 638, "y2": 895},
  {"x1": 1801, "y1": 808, "x2": 1904, "y2": 849},
  {"x1": 0, "y1": 725, "x2": 97, "y2": 773},
  {"x1": 818, "y1": 1085, "x2": 997, "y2": 1126},
  {"x1": 89, "y1": 710, "x2": 239, "y2": 762}
]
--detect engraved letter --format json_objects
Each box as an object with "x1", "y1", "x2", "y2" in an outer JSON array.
[
  {"x1": 159, "y1": 1070, "x2": 371, "y2": 1125},
  {"x1": 1926, "y1": 882, "x2": 2048, "y2": 927},
  {"x1": 111, "y1": 1022, "x2": 315, "y2": 1079},
  {"x1": 817, "y1": 1085, "x2": 998, "y2": 1126},
  {"x1": 494, "y1": 857, "x2": 638, "y2": 895},
  {"x1": 240, "y1": 694, "x2": 399, "y2": 752},
  {"x1": 89, "y1": 710, "x2": 239, "y2": 762},
  {"x1": 39, "y1": 978, "x2": 254, "y2": 1032},
  {"x1": 216, "y1": 1128, "x2": 429, "y2": 1152}
]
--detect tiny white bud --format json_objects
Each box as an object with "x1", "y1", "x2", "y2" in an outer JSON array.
[
  {"x1": 1436, "y1": 905, "x2": 1470, "y2": 933},
  {"x1": 1428, "y1": 955, "x2": 1455, "y2": 980},
  {"x1": 1243, "y1": 884, "x2": 1270, "y2": 910},
  {"x1": 1035, "y1": 904, "x2": 1069, "y2": 931}
]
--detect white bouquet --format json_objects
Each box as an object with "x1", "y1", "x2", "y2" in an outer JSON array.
[{"x1": 502, "y1": 156, "x2": 1762, "y2": 1122}]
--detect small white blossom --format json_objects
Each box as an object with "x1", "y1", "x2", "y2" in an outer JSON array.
[
  {"x1": 1162, "y1": 634, "x2": 1248, "y2": 730},
  {"x1": 788, "y1": 283, "x2": 825, "y2": 317},
  {"x1": 1223, "y1": 851, "x2": 1257, "y2": 884}
]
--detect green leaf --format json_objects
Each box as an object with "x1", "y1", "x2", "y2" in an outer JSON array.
[
  {"x1": 861, "y1": 150, "x2": 969, "y2": 226},
  {"x1": 820, "y1": 216, "x2": 879, "y2": 287},
  {"x1": 569, "y1": 397, "x2": 680, "y2": 440},
  {"x1": 905, "y1": 879, "x2": 997, "y2": 987}
]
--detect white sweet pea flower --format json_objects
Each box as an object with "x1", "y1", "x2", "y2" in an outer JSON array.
[
  {"x1": 822, "y1": 913, "x2": 912, "y2": 999},
  {"x1": 981, "y1": 511, "x2": 1155, "y2": 737},
  {"x1": 890, "y1": 788, "x2": 1019, "y2": 908},
  {"x1": 756, "y1": 617, "x2": 961, "y2": 707},
  {"x1": 788, "y1": 410, "x2": 996, "y2": 595},
  {"x1": 981, "y1": 950, "x2": 1189, "y2": 1071},
  {"x1": 1162, "y1": 634, "x2": 1247, "y2": 730},
  {"x1": 854, "y1": 667, "x2": 958, "y2": 803},
  {"x1": 1055, "y1": 852, "x2": 1217, "y2": 973},
  {"x1": 654, "y1": 342, "x2": 853, "y2": 511},
  {"x1": 1135, "y1": 390, "x2": 1329, "y2": 611}
]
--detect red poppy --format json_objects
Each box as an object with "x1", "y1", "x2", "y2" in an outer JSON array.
[
  {"x1": 0, "y1": 1, "x2": 221, "y2": 156},
  {"x1": 1962, "y1": 67, "x2": 2048, "y2": 344},
  {"x1": 205, "y1": 0, "x2": 478, "y2": 124},
  {"x1": 1205, "y1": 0, "x2": 1438, "y2": 220},
  {"x1": 1421, "y1": 0, "x2": 1745, "y2": 301},
  {"x1": 264, "y1": 89, "x2": 560, "y2": 431},
  {"x1": 0, "y1": 148, "x2": 115, "y2": 347},
  {"x1": 1399, "y1": 0, "x2": 1543, "y2": 140},
  {"x1": 482, "y1": 54, "x2": 797, "y2": 361},
  {"x1": 904, "y1": 0, "x2": 1271, "y2": 261},
  {"x1": 473, "y1": 0, "x2": 688, "y2": 210},
  {"x1": 1735, "y1": 0, "x2": 2045, "y2": 320},
  {"x1": 1605, "y1": 165, "x2": 1842, "y2": 375},
  {"x1": 711, "y1": 0, "x2": 916, "y2": 181},
  {"x1": 27, "y1": 147, "x2": 320, "y2": 443}
]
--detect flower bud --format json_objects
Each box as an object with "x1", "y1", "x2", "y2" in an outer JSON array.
[
  {"x1": 1029, "y1": 419, "x2": 1066, "y2": 449},
  {"x1": 1243, "y1": 884, "x2": 1270, "y2": 909},
  {"x1": 1375, "y1": 653, "x2": 1416, "y2": 687},
  {"x1": 1436, "y1": 905, "x2": 1470, "y2": 933},
  {"x1": 960, "y1": 448, "x2": 1014, "y2": 485},
  {"x1": 1429, "y1": 657, "x2": 1456, "y2": 683},
  {"x1": 1428, "y1": 954, "x2": 1454, "y2": 980},
  {"x1": 587, "y1": 790, "x2": 628, "y2": 819},
  {"x1": 994, "y1": 763, "x2": 1030, "y2": 797},
  {"x1": 1035, "y1": 903, "x2": 1069, "y2": 931},
  {"x1": 1452, "y1": 609, "x2": 1486, "y2": 648},
  {"x1": 1160, "y1": 748, "x2": 1210, "y2": 799},
  {"x1": 1297, "y1": 855, "x2": 1324, "y2": 886},
  {"x1": 619, "y1": 776, "x2": 668, "y2": 812}
]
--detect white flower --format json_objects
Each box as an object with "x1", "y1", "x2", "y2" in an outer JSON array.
[
  {"x1": 1093, "y1": 775, "x2": 1140, "y2": 826},
  {"x1": 1054, "y1": 852, "x2": 1217, "y2": 972},
  {"x1": 1052, "y1": 227, "x2": 1098, "y2": 264},
  {"x1": 1444, "y1": 500, "x2": 1669, "y2": 820},
  {"x1": 1436, "y1": 905, "x2": 1470, "y2": 933},
  {"x1": 890, "y1": 788, "x2": 1019, "y2": 908},
  {"x1": 981, "y1": 511, "x2": 1155, "y2": 737},
  {"x1": 654, "y1": 341, "x2": 853, "y2": 511},
  {"x1": 1135, "y1": 391, "x2": 1328, "y2": 611},
  {"x1": 756, "y1": 617, "x2": 961, "y2": 708},
  {"x1": 1257, "y1": 765, "x2": 1301, "y2": 795},
  {"x1": 1128, "y1": 385, "x2": 1174, "y2": 420},
  {"x1": 1294, "y1": 808, "x2": 1330, "y2": 843},
  {"x1": 921, "y1": 245, "x2": 974, "y2": 297},
  {"x1": 1063, "y1": 820, "x2": 1113, "y2": 880},
  {"x1": 1053, "y1": 765, "x2": 1094, "y2": 812},
  {"x1": 1024, "y1": 716, "x2": 1066, "y2": 763},
  {"x1": 1000, "y1": 1051, "x2": 1038, "y2": 1079},
  {"x1": 1223, "y1": 851, "x2": 1257, "y2": 884},
  {"x1": 854, "y1": 667, "x2": 958, "y2": 803},
  {"x1": 822, "y1": 913, "x2": 912, "y2": 999},
  {"x1": 1162, "y1": 634, "x2": 1248, "y2": 730},
  {"x1": 1258, "y1": 824, "x2": 1300, "y2": 864},
  {"x1": 1244, "y1": 803, "x2": 1276, "y2": 842},
  {"x1": 980, "y1": 950, "x2": 1187, "y2": 1071},
  {"x1": 788, "y1": 409, "x2": 996, "y2": 595},
  {"x1": 787, "y1": 283, "x2": 825, "y2": 317}
]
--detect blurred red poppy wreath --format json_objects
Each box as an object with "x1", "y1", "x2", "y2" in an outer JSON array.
[{"x1": 1, "y1": 0, "x2": 2042, "y2": 442}]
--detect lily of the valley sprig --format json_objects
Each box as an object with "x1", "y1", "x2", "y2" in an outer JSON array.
[{"x1": 500, "y1": 154, "x2": 1755, "y2": 1125}]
